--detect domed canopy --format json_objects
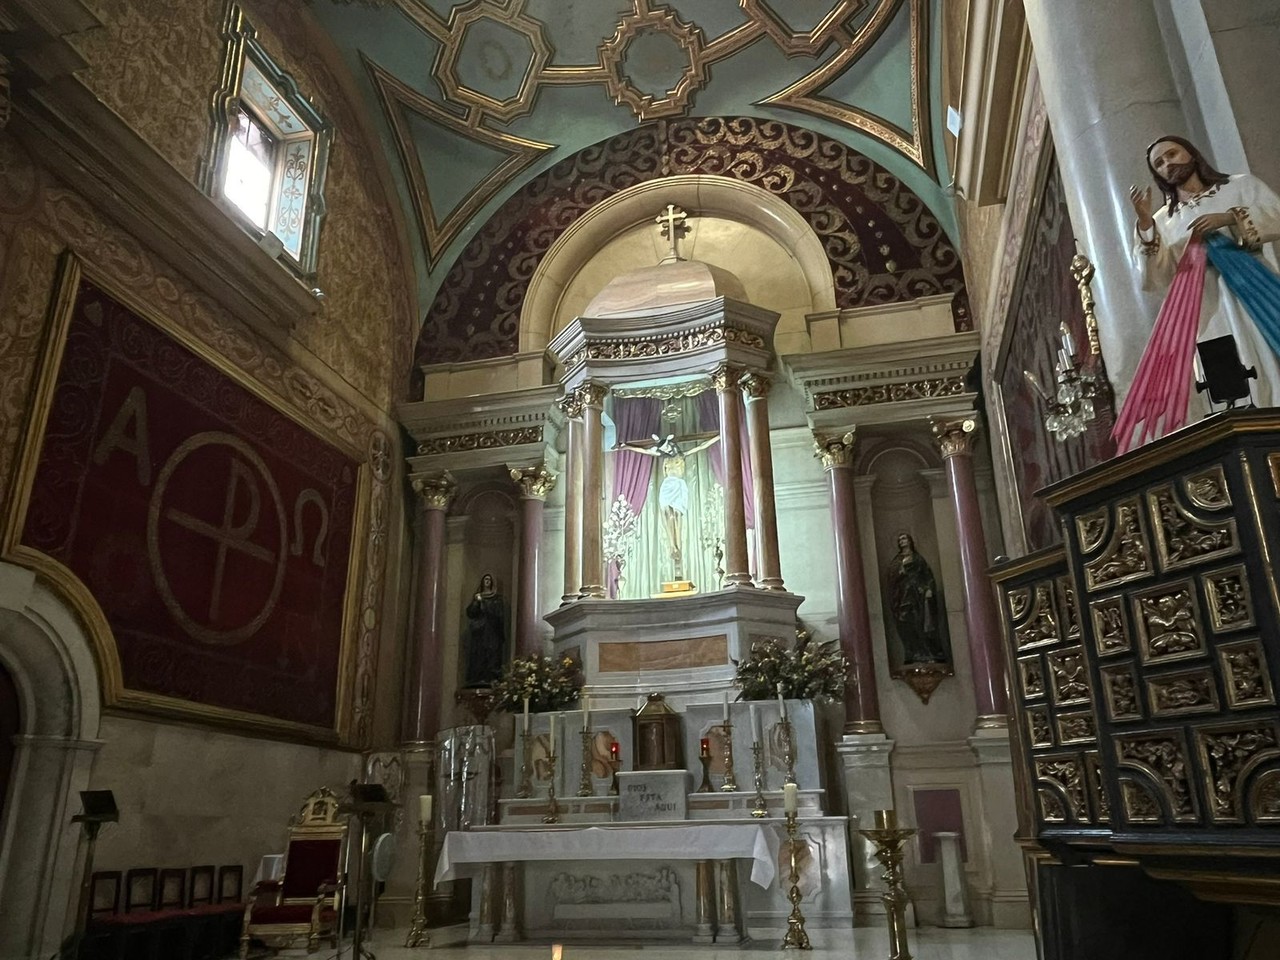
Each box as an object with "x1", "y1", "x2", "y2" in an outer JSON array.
[{"x1": 583, "y1": 258, "x2": 748, "y2": 318}]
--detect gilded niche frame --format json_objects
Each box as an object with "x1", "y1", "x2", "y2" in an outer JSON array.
[{"x1": 1, "y1": 253, "x2": 368, "y2": 745}]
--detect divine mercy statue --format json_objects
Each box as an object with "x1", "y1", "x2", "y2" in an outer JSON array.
[
  {"x1": 1116, "y1": 135, "x2": 1280, "y2": 451},
  {"x1": 884, "y1": 533, "x2": 948, "y2": 664},
  {"x1": 463, "y1": 573, "x2": 506, "y2": 687},
  {"x1": 618, "y1": 433, "x2": 719, "y2": 582}
]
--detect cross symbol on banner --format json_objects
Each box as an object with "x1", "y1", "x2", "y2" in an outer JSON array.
[{"x1": 655, "y1": 203, "x2": 689, "y2": 262}]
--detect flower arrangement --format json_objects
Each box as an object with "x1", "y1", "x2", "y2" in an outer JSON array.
[
  {"x1": 733, "y1": 628, "x2": 848, "y2": 702},
  {"x1": 492, "y1": 654, "x2": 582, "y2": 713}
]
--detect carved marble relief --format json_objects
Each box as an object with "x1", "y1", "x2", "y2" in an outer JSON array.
[
  {"x1": 1120, "y1": 778, "x2": 1163, "y2": 824},
  {"x1": 1115, "y1": 733, "x2": 1198, "y2": 822},
  {"x1": 1251, "y1": 769, "x2": 1280, "y2": 823},
  {"x1": 1056, "y1": 575, "x2": 1082, "y2": 640},
  {"x1": 1183, "y1": 466, "x2": 1232, "y2": 511},
  {"x1": 1090, "y1": 596, "x2": 1131, "y2": 656},
  {"x1": 1100, "y1": 664, "x2": 1143, "y2": 722},
  {"x1": 1218, "y1": 640, "x2": 1276, "y2": 710},
  {"x1": 1014, "y1": 582, "x2": 1060, "y2": 650},
  {"x1": 1027, "y1": 707, "x2": 1054, "y2": 749},
  {"x1": 1047, "y1": 647, "x2": 1091, "y2": 707},
  {"x1": 1147, "y1": 485, "x2": 1237, "y2": 572},
  {"x1": 1019, "y1": 656, "x2": 1046, "y2": 700},
  {"x1": 1083, "y1": 499, "x2": 1152, "y2": 592},
  {"x1": 1193, "y1": 723, "x2": 1280, "y2": 823},
  {"x1": 1147, "y1": 669, "x2": 1220, "y2": 718},
  {"x1": 1037, "y1": 756, "x2": 1088, "y2": 822},
  {"x1": 1203, "y1": 565, "x2": 1254, "y2": 633},
  {"x1": 1056, "y1": 711, "x2": 1097, "y2": 746},
  {"x1": 1132, "y1": 582, "x2": 1205, "y2": 665}
]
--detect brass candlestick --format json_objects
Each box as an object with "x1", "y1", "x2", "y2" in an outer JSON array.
[
  {"x1": 609, "y1": 756, "x2": 621, "y2": 796},
  {"x1": 750, "y1": 743, "x2": 769, "y2": 818},
  {"x1": 720, "y1": 720, "x2": 739, "y2": 792},
  {"x1": 404, "y1": 822, "x2": 433, "y2": 947},
  {"x1": 781, "y1": 812, "x2": 812, "y2": 950},
  {"x1": 516, "y1": 730, "x2": 534, "y2": 799},
  {"x1": 543, "y1": 753, "x2": 561, "y2": 824},
  {"x1": 578, "y1": 731, "x2": 595, "y2": 797},
  {"x1": 697, "y1": 754, "x2": 714, "y2": 792},
  {"x1": 858, "y1": 809, "x2": 917, "y2": 960},
  {"x1": 780, "y1": 716, "x2": 798, "y2": 786}
]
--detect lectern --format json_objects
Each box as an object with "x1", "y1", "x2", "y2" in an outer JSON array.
[
  {"x1": 63, "y1": 790, "x2": 119, "y2": 958},
  {"x1": 338, "y1": 783, "x2": 396, "y2": 960}
]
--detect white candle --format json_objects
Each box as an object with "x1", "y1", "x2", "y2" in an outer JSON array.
[
  {"x1": 783, "y1": 783, "x2": 798, "y2": 815},
  {"x1": 419, "y1": 794, "x2": 433, "y2": 824},
  {"x1": 551, "y1": 945, "x2": 563, "y2": 960},
  {"x1": 523, "y1": 696, "x2": 530, "y2": 735},
  {"x1": 582, "y1": 694, "x2": 590, "y2": 731},
  {"x1": 722, "y1": 691, "x2": 730, "y2": 723},
  {"x1": 549, "y1": 712, "x2": 556, "y2": 754},
  {"x1": 776, "y1": 682, "x2": 787, "y2": 721},
  {"x1": 749, "y1": 704, "x2": 761, "y2": 743}
]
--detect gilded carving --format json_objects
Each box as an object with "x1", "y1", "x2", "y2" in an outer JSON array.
[
  {"x1": 1148, "y1": 485, "x2": 1237, "y2": 571},
  {"x1": 1014, "y1": 583, "x2": 1060, "y2": 650},
  {"x1": 1086, "y1": 751, "x2": 1110, "y2": 822},
  {"x1": 1183, "y1": 466, "x2": 1231, "y2": 511},
  {"x1": 1008, "y1": 587, "x2": 1031, "y2": 621},
  {"x1": 813, "y1": 431, "x2": 856, "y2": 471},
  {"x1": 565, "y1": 326, "x2": 767, "y2": 372},
  {"x1": 1218, "y1": 639, "x2": 1276, "y2": 710},
  {"x1": 1120, "y1": 779, "x2": 1162, "y2": 824},
  {"x1": 739, "y1": 371, "x2": 772, "y2": 400},
  {"x1": 1083, "y1": 499, "x2": 1151, "y2": 592},
  {"x1": 1047, "y1": 647, "x2": 1091, "y2": 707},
  {"x1": 1076, "y1": 506, "x2": 1109, "y2": 554},
  {"x1": 1133, "y1": 583, "x2": 1205, "y2": 664},
  {"x1": 576, "y1": 381, "x2": 610, "y2": 409},
  {"x1": 1056, "y1": 576, "x2": 1081, "y2": 640},
  {"x1": 1056, "y1": 712, "x2": 1096, "y2": 746},
  {"x1": 432, "y1": 2, "x2": 552, "y2": 123},
  {"x1": 1090, "y1": 596, "x2": 1130, "y2": 656},
  {"x1": 813, "y1": 376, "x2": 967, "y2": 410},
  {"x1": 1194, "y1": 723, "x2": 1280, "y2": 823},
  {"x1": 931, "y1": 417, "x2": 978, "y2": 459},
  {"x1": 411, "y1": 473, "x2": 457, "y2": 510},
  {"x1": 509, "y1": 464, "x2": 557, "y2": 500},
  {"x1": 1251, "y1": 769, "x2": 1280, "y2": 823},
  {"x1": 1100, "y1": 664, "x2": 1142, "y2": 722},
  {"x1": 1148, "y1": 669, "x2": 1219, "y2": 718},
  {"x1": 1019, "y1": 656, "x2": 1046, "y2": 701},
  {"x1": 1037, "y1": 757, "x2": 1088, "y2": 821},
  {"x1": 600, "y1": 3, "x2": 708, "y2": 121},
  {"x1": 1116, "y1": 734, "x2": 1197, "y2": 822},
  {"x1": 1027, "y1": 708, "x2": 1053, "y2": 749},
  {"x1": 1203, "y1": 565, "x2": 1254, "y2": 633},
  {"x1": 1038, "y1": 788, "x2": 1066, "y2": 824},
  {"x1": 417, "y1": 427, "x2": 543, "y2": 455},
  {"x1": 710, "y1": 362, "x2": 747, "y2": 393},
  {"x1": 556, "y1": 391, "x2": 585, "y2": 419}
]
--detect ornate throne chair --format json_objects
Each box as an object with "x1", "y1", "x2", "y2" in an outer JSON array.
[{"x1": 239, "y1": 787, "x2": 347, "y2": 959}]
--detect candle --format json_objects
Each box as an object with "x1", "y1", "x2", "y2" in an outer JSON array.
[
  {"x1": 610, "y1": 741, "x2": 620, "y2": 760},
  {"x1": 582, "y1": 694, "x2": 590, "y2": 731},
  {"x1": 551, "y1": 945, "x2": 563, "y2": 960},
  {"x1": 522, "y1": 696, "x2": 530, "y2": 735},
  {"x1": 549, "y1": 712, "x2": 556, "y2": 755},
  {"x1": 783, "y1": 783, "x2": 798, "y2": 815},
  {"x1": 874, "y1": 808, "x2": 897, "y2": 829},
  {"x1": 700, "y1": 737, "x2": 711, "y2": 758},
  {"x1": 722, "y1": 691, "x2": 730, "y2": 723},
  {"x1": 776, "y1": 682, "x2": 787, "y2": 721},
  {"x1": 749, "y1": 704, "x2": 761, "y2": 743},
  {"x1": 418, "y1": 794, "x2": 433, "y2": 824}
]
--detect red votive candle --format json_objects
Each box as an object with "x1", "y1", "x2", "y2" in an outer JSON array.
[
  {"x1": 610, "y1": 741, "x2": 620, "y2": 758},
  {"x1": 700, "y1": 737, "x2": 711, "y2": 757}
]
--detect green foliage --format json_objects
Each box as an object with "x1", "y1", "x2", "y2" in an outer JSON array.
[
  {"x1": 733, "y1": 629, "x2": 848, "y2": 702},
  {"x1": 492, "y1": 654, "x2": 582, "y2": 713}
]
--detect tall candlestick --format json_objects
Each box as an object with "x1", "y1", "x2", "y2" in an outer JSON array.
[
  {"x1": 722, "y1": 691, "x2": 730, "y2": 723},
  {"x1": 523, "y1": 696, "x2": 530, "y2": 734},
  {"x1": 419, "y1": 794, "x2": 433, "y2": 824},
  {"x1": 776, "y1": 682, "x2": 787, "y2": 720},
  {"x1": 582, "y1": 694, "x2": 590, "y2": 730},
  {"x1": 783, "y1": 783, "x2": 798, "y2": 815}
]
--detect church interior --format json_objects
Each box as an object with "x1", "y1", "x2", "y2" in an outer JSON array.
[{"x1": 3, "y1": 1, "x2": 1280, "y2": 958}]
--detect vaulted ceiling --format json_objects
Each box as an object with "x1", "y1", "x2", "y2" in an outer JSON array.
[{"x1": 307, "y1": 0, "x2": 954, "y2": 317}]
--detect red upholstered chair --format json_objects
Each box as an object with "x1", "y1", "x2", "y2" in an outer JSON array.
[
  {"x1": 188, "y1": 865, "x2": 215, "y2": 907},
  {"x1": 124, "y1": 868, "x2": 158, "y2": 912},
  {"x1": 158, "y1": 868, "x2": 187, "y2": 910},
  {"x1": 239, "y1": 787, "x2": 347, "y2": 959},
  {"x1": 89, "y1": 870, "x2": 122, "y2": 919}
]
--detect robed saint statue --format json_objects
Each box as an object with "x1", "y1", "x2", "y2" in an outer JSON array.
[
  {"x1": 463, "y1": 573, "x2": 506, "y2": 687},
  {"x1": 884, "y1": 533, "x2": 949, "y2": 664}
]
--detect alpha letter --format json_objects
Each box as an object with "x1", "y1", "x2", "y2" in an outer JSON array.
[{"x1": 91, "y1": 385, "x2": 152, "y2": 485}]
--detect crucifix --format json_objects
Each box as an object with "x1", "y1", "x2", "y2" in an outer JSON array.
[{"x1": 655, "y1": 203, "x2": 689, "y2": 262}]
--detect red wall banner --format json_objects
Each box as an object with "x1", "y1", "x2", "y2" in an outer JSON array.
[{"x1": 19, "y1": 277, "x2": 360, "y2": 734}]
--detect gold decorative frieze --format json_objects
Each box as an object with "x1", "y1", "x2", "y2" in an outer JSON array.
[
  {"x1": 1047, "y1": 647, "x2": 1091, "y2": 707},
  {"x1": 1090, "y1": 596, "x2": 1130, "y2": 656},
  {"x1": 1147, "y1": 484, "x2": 1237, "y2": 571},
  {"x1": 1056, "y1": 576, "x2": 1081, "y2": 641},
  {"x1": 1099, "y1": 664, "x2": 1143, "y2": 722},
  {"x1": 1056, "y1": 712, "x2": 1097, "y2": 746},
  {"x1": 1014, "y1": 582, "x2": 1060, "y2": 650},
  {"x1": 1120, "y1": 778, "x2": 1163, "y2": 824},
  {"x1": 1115, "y1": 733, "x2": 1198, "y2": 822},
  {"x1": 417, "y1": 427, "x2": 543, "y2": 455},
  {"x1": 1082, "y1": 499, "x2": 1151, "y2": 592},
  {"x1": 1193, "y1": 723, "x2": 1280, "y2": 823},
  {"x1": 564, "y1": 324, "x2": 766, "y2": 371},
  {"x1": 1183, "y1": 466, "x2": 1231, "y2": 511},
  {"x1": 1037, "y1": 756, "x2": 1088, "y2": 822},
  {"x1": 812, "y1": 376, "x2": 966, "y2": 410},
  {"x1": 1086, "y1": 751, "x2": 1110, "y2": 822},
  {"x1": 1148, "y1": 668, "x2": 1220, "y2": 718},
  {"x1": 1019, "y1": 656, "x2": 1046, "y2": 700},
  {"x1": 1027, "y1": 707, "x2": 1054, "y2": 749},
  {"x1": 1203, "y1": 565, "x2": 1254, "y2": 633},
  {"x1": 1252, "y1": 769, "x2": 1280, "y2": 823},
  {"x1": 1132, "y1": 582, "x2": 1205, "y2": 665},
  {"x1": 1218, "y1": 639, "x2": 1275, "y2": 710}
]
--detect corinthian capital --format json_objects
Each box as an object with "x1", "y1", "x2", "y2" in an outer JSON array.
[
  {"x1": 739, "y1": 371, "x2": 772, "y2": 400},
  {"x1": 555, "y1": 390, "x2": 584, "y2": 419},
  {"x1": 509, "y1": 463, "x2": 557, "y2": 500},
  {"x1": 711, "y1": 362, "x2": 746, "y2": 393},
  {"x1": 576, "y1": 380, "x2": 609, "y2": 409},
  {"x1": 932, "y1": 417, "x2": 979, "y2": 459},
  {"x1": 813, "y1": 431, "x2": 856, "y2": 470},
  {"x1": 411, "y1": 472, "x2": 456, "y2": 510}
]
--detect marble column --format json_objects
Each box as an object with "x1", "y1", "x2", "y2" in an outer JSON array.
[
  {"x1": 741, "y1": 372, "x2": 784, "y2": 591},
  {"x1": 407, "y1": 473, "x2": 457, "y2": 744},
  {"x1": 713, "y1": 363, "x2": 752, "y2": 587},
  {"x1": 932, "y1": 418, "x2": 1008, "y2": 726},
  {"x1": 815, "y1": 432, "x2": 881, "y2": 734},
  {"x1": 509, "y1": 464, "x2": 557, "y2": 657},
  {"x1": 578, "y1": 382, "x2": 608, "y2": 599},
  {"x1": 1021, "y1": 0, "x2": 1189, "y2": 406},
  {"x1": 556, "y1": 393, "x2": 583, "y2": 604}
]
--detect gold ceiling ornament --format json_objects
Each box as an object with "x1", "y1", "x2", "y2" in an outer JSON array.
[
  {"x1": 813, "y1": 430, "x2": 856, "y2": 470},
  {"x1": 410, "y1": 472, "x2": 458, "y2": 509},
  {"x1": 931, "y1": 416, "x2": 978, "y2": 459},
  {"x1": 432, "y1": 0, "x2": 553, "y2": 123},
  {"x1": 365, "y1": 56, "x2": 553, "y2": 265},
  {"x1": 509, "y1": 463, "x2": 558, "y2": 500},
  {"x1": 599, "y1": 0, "x2": 710, "y2": 121},
  {"x1": 742, "y1": 0, "x2": 869, "y2": 57}
]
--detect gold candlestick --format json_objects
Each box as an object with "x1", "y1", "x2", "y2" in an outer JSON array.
[
  {"x1": 720, "y1": 720, "x2": 739, "y2": 792},
  {"x1": 781, "y1": 811, "x2": 812, "y2": 950},
  {"x1": 578, "y1": 730, "x2": 595, "y2": 797},
  {"x1": 780, "y1": 716, "x2": 798, "y2": 786},
  {"x1": 516, "y1": 731, "x2": 534, "y2": 798},
  {"x1": 543, "y1": 753, "x2": 561, "y2": 824},
  {"x1": 750, "y1": 742, "x2": 769, "y2": 818},
  {"x1": 404, "y1": 822, "x2": 433, "y2": 947},
  {"x1": 697, "y1": 755, "x2": 714, "y2": 792},
  {"x1": 858, "y1": 809, "x2": 917, "y2": 960},
  {"x1": 609, "y1": 756, "x2": 621, "y2": 796}
]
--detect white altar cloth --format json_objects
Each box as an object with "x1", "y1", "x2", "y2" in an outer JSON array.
[{"x1": 435, "y1": 823, "x2": 780, "y2": 889}]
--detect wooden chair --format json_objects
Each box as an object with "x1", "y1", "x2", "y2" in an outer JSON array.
[
  {"x1": 188, "y1": 865, "x2": 215, "y2": 907},
  {"x1": 123, "y1": 867, "x2": 158, "y2": 912},
  {"x1": 217, "y1": 864, "x2": 244, "y2": 903},
  {"x1": 158, "y1": 868, "x2": 187, "y2": 910},
  {"x1": 89, "y1": 870, "x2": 122, "y2": 919},
  {"x1": 239, "y1": 788, "x2": 347, "y2": 959}
]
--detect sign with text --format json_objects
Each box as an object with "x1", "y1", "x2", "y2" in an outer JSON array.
[{"x1": 616, "y1": 770, "x2": 689, "y2": 821}]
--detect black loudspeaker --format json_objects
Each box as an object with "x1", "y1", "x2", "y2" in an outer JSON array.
[
  {"x1": 76, "y1": 790, "x2": 119, "y2": 823},
  {"x1": 1196, "y1": 335, "x2": 1257, "y2": 408}
]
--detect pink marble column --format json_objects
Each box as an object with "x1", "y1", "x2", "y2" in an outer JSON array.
[
  {"x1": 509, "y1": 464, "x2": 557, "y2": 657},
  {"x1": 714, "y1": 364, "x2": 752, "y2": 587},
  {"x1": 578, "y1": 382, "x2": 608, "y2": 599},
  {"x1": 815, "y1": 433, "x2": 882, "y2": 735},
  {"x1": 933, "y1": 417, "x2": 1009, "y2": 724},
  {"x1": 741, "y1": 372, "x2": 784, "y2": 591},
  {"x1": 556, "y1": 393, "x2": 583, "y2": 604},
  {"x1": 406, "y1": 473, "x2": 456, "y2": 744}
]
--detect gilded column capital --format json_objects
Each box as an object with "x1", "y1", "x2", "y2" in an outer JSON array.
[
  {"x1": 411, "y1": 472, "x2": 457, "y2": 511},
  {"x1": 739, "y1": 371, "x2": 772, "y2": 401},
  {"x1": 711, "y1": 362, "x2": 746, "y2": 393},
  {"x1": 576, "y1": 380, "x2": 609, "y2": 410},
  {"x1": 555, "y1": 390, "x2": 584, "y2": 419},
  {"x1": 509, "y1": 463, "x2": 557, "y2": 500},
  {"x1": 932, "y1": 417, "x2": 979, "y2": 459},
  {"x1": 813, "y1": 431, "x2": 857, "y2": 471}
]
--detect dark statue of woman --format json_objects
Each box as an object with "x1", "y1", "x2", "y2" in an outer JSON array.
[
  {"x1": 463, "y1": 573, "x2": 506, "y2": 687},
  {"x1": 885, "y1": 533, "x2": 949, "y2": 664}
]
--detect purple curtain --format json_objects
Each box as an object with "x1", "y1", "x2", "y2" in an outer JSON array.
[
  {"x1": 695, "y1": 391, "x2": 756, "y2": 530},
  {"x1": 608, "y1": 397, "x2": 661, "y2": 597}
]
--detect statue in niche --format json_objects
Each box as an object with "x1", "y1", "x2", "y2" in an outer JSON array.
[
  {"x1": 617, "y1": 433, "x2": 719, "y2": 582},
  {"x1": 885, "y1": 533, "x2": 949, "y2": 664},
  {"x1": 463, "y1": 573, "x2": 506, "y2": 687}
]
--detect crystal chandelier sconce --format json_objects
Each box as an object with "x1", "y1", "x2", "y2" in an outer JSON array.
[{"x1": 1024, "y1": 322, "x2": 1098, "y2": 442}]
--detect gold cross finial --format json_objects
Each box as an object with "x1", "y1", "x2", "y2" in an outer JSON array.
[{"x1": 656, "y1": 203, "x2": 688, "y2": 262}]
